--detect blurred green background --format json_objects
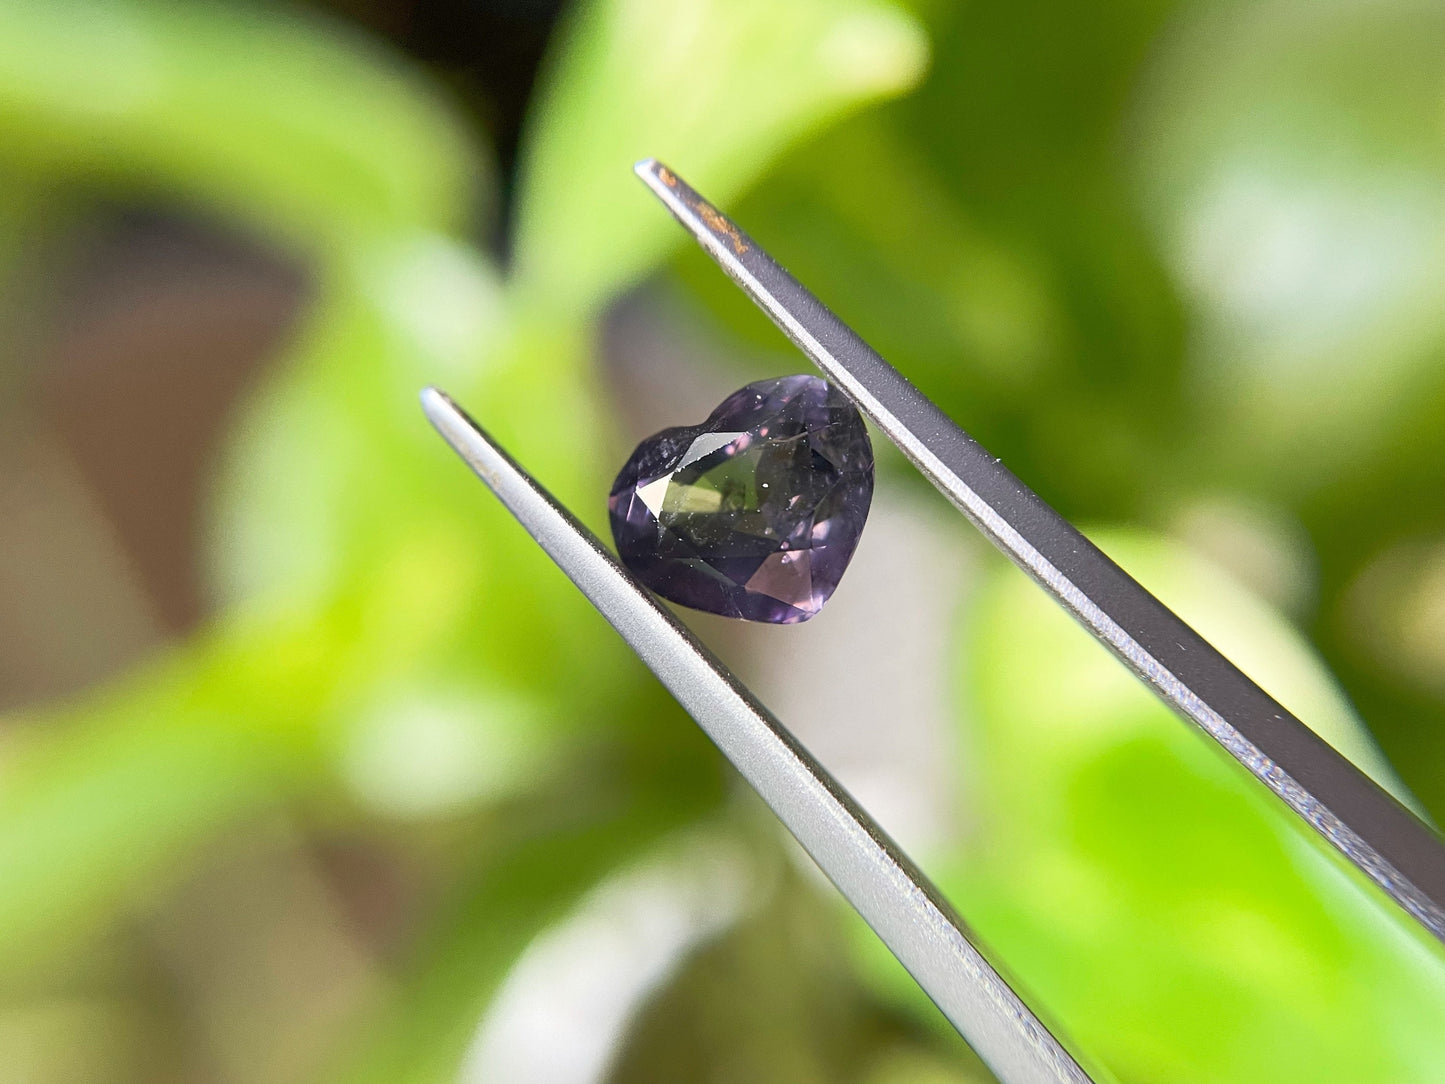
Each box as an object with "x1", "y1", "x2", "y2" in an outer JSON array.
[{"x1": 2, "y1": 0, "x2": 1444, "y2": 1081}]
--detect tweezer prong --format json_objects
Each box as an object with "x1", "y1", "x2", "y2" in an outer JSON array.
[
  {"x1": 633, "y1": 159, "x2": 1445, "y2": 946},
  {"x1": 420, "y1": 387, "x2": 1104, "y2": 1084}
]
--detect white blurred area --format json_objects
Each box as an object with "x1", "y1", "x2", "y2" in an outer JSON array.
[
  {"x1": 460, "y1": 833, "x2": 753, "y2": 1084},
  {"x1": 1133, "y1": 0, "x2": 1445, "y2": 491},
  {"x1": 742, "y1": 485, "x2": 977, "y2": 865}
]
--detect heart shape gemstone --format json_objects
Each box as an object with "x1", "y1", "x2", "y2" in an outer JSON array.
[{"x1": 609, "y1": 375, "x2": 874, "y2": 623}]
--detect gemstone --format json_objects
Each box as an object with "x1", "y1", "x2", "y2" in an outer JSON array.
[{"x1": 609, "y1": 375, "x2": 874, "y2": 623}]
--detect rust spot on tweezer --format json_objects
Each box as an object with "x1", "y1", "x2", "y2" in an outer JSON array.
[{"x1": 698, "y1": 201, "x2": 749, "y2": 255}]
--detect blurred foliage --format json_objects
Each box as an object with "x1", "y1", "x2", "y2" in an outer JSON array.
[
  {"x1": 951, "y1": 531, "x2": 1445, "y2": 1082},
  {"x1": 0, "y1": 0, "x2": 1443, "y2": 1082}
]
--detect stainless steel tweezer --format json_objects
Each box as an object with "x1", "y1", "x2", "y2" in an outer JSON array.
[{"x1": 422, "y1": 161, "x2": 1445, "y2": 1084}]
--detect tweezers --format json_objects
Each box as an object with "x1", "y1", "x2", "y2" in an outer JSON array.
[{"x1": 422, "y1": 161, "x2": 1445, "y2": 1084}]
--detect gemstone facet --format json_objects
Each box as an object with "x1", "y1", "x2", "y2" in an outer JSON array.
[{"x1": 609, "y1": 375, "x2": 874, "y2": 623}]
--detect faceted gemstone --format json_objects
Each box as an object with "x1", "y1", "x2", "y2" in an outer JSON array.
[{"x1": 609, "y1": 375, "x2": 874, "y2": 623}]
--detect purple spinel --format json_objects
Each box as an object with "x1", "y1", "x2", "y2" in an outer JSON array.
[{"x1": 609, "y1": 375, "x2": 874, "y2": 623}]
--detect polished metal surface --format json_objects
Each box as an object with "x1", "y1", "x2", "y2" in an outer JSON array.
[
  {"x1": 421, "y1": 387, "x2": 1106, "y2": 1084},
  {"x1": 633, "y1": 158, "x2": 1445, "y2": 945}
]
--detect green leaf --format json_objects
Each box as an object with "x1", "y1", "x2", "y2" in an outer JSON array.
[
  {"x1": 948, "y1": 530, "x2": 1445, "y2": 1083},
  {"x1": 511, "y1": 0, "x2": 929, "y2": 318},
  {"x1": 0, "y1": 0, "x2": 486, "y2": 250},
  {"x1": 0, "y1": 0, "x2": 609, "y2": 982},
  {"x1": 0, "y1": 609, "x2": 336, "y2": 979}
]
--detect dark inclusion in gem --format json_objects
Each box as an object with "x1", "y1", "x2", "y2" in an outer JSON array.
[{"x1": 609, "y1": 375, "x2": 874, "y2": 623}]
